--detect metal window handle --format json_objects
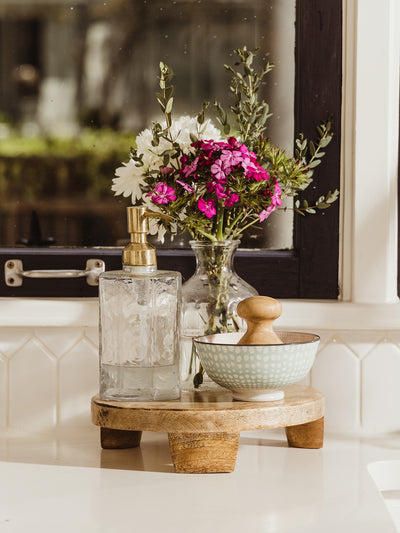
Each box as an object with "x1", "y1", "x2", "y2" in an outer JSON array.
[{"x1": 4, "y1": 259, "x2": 105, "y2": 287}]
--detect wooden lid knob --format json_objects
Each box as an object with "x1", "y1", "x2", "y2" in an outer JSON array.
[{"x1": 237, "y1": 296, "x2": 283, "y2": 345}]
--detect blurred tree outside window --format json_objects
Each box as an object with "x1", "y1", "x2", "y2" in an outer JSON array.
[{"x1": 0, "y1": 0, "x2": 295, "y2": 249}]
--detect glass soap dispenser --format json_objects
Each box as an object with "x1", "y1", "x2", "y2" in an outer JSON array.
[{"x1": 99, "y1": 206, "x2": 181, "y2": 401}]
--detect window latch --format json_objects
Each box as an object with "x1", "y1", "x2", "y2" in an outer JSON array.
[{"x1": 4, "y1": 259, "x2": 105, "y2": 287}]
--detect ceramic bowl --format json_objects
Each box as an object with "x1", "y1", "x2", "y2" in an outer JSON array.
[{"x1": 193, "y1": 331, "x2": 320, "y2": 401}]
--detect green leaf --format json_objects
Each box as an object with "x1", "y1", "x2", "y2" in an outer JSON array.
[
  {"x1": 308, "y1": 159, "x2": 322, "y2": 169},
  {"x1": 326, "y1": 189, "x2": 340, "y2": 203},
  {"x1": 165, "y1": 97, "x2": 174, "y2": 114},
  {"x1": 296, "y1": 137, "x2": 307, "y2": 152},
  {"x1": 165, "y1": 86, "x2": 174, "y2": 100},
  {"x1": 320, "y1": 136, "x2": 333, "y2": 148}
]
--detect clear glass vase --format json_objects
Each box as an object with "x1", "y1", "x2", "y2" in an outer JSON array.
[{"x1": 180, "y1": 240, "x2": 258, "y2": 388}]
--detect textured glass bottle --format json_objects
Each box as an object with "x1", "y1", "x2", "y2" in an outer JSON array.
[
  {"x1": 99, "y1": 207, "x2": 181, "y2": 401},
  {"x1": 180, "y1": 240, "x2": 258, "y2": 385}
]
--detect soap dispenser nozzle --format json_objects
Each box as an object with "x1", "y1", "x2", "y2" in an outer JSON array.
[{"x1": 122, "y1": 206, "x2": 157, "y2": 267}]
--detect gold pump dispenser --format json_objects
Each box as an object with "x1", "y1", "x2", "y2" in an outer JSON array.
[{"x1": 122, "y1": 206, "x2": 156, "y2": 267}]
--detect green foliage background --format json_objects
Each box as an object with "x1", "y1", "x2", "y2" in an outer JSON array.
[{"x1": 0, "y1": 129, "x2": 133, "y2": 202}]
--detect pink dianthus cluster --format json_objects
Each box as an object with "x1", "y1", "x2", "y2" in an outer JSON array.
[
  {"x1": 179, "y1": 137, "x2": 271, "y2": 218},
  {"x1": 146, "y1": 136, "x2": 281, "y2": 222}
]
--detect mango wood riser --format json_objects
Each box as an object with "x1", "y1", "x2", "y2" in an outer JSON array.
[{"x1": 92, "y1": 385, "x2": 325, "y2": 474}]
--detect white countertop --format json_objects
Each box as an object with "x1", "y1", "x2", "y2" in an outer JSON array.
[{"x1": 0, "y1": 426, "x2": 399, "y2": 532}]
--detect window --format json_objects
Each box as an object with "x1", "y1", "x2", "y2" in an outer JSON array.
[{"x1": 0, "y1": 0, "x2": 341, "y2": 298}]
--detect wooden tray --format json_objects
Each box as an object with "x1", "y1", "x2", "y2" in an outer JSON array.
[{"x1": 91, "y1": 384, "x2": 324, "y2": 473}]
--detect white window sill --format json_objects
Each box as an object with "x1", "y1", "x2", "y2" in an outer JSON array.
[{"x1": 1, "y1": 297, "x2": 400, "y2": 331}]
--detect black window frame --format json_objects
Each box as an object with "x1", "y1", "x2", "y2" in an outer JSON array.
[{"x1": 0, "y1": 0, "x2": 342, "y2": 299}]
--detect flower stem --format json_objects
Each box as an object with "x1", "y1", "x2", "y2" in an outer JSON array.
[
  {"x1": 196, "y1": 229, "x2": 218, "y2": 241},
  {"x1": 233, "y1": 216, "x2": 261, "y2": 235},
  {"x1": 216, "y1": 207, "x2": 225, "y2": 241}
]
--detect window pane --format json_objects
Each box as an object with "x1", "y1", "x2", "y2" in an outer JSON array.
[{"x1": 0, "y1": 0, "x2": 295, "y2": 249}]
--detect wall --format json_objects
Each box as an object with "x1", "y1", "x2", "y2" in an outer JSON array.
[
  {"x1": 0, "y1": 0, "x2": 399, "y2": 435},
  {"x1": 2, "y1": 301, "x2": 400, "y2": 434},
  {"x1": 0, "y1": 324, "x2": 98, "y2": 430}
]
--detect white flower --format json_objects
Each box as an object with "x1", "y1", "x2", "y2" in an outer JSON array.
[
  {"x1": 148, "y1": 217, "x2": 167, "y2": 243},
  {"x1": 113, "y1": 115, "x2": 221, "y2": 203},
  {"x1": 135, "y1": 115, "x2": 222, "y2": 171},
  {"x1": 135, "y1": 128, "x2": 164, "y2": 172},
  {"x1": 141, "y1": 196, "x2": 185, "y2": 243},
  {"x1": 166, "y1": 115, "x2": 222, "y2": 152},
  {"x1": 112, "y1": 159, "x2": 146, "y2": 203},
  {"x1": 141, "y1": 198, "x2": 168, "y2": 243}
]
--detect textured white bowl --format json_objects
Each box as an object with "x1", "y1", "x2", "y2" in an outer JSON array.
[{"x1": 193, "y1": 331, "x2": 320, "y2": 401}]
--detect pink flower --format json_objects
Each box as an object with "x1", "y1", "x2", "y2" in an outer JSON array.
[
  {"x1": 148, "y1": 182, "x2": 176, "y2": 204},
  {"x1": 245, "y1": 162, "x2": 269, "y2": 181},
  {"x1": 259, "y1": 182, "x2": 282, "y2": 221},
  {"x1": 181, "y1": 157, "x2": 199, "y2": 178},
  {"x1": 271, "y1": 182, "x2": 282, "y2": 206},
  {"x1": 210, "y1": 159, "x2": 226, "y2": 181},
  {"x1": 206, "y1": 182, "x2": 215, "y2": 193},
  {"x1": 176, "y1": 180, "x2": 195, "y2": 193},
  {"x1": 264, "y1": 182, "x2": 282, "y2": 206},
  {"x1": 259, "y1": 205, "x2": 276, "y2": 222},
  {"x1": 198, "y1": 198, "x2": 217, "y2": 218},
  {"x1": 241, "y1": 158, "x2": 257, "y2": 175},
  {"x1": 224, "y1": 192, "x2": 239, "y2": 207},
  {"x1": 220, "y1": 149, "x2": 243, "y2": 171},
  {"x1": 215, "y1": 183, "x2": 228, "y2": 199},
  {"x1": 206, "y1": 182, "x2": 227, "y2": 198},
  {"x1": 226, "y1": 137, "x2": 241, "y2": 148},
  {"x1": 160, "y1": 166, "x2": 174, "y2": 177},
  {"x1": 192, "y1": 140, "x2": 221, "y2": 155}
]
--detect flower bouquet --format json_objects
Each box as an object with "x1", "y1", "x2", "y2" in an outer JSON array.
[{"x1": 112, "y1": 46, "x2": 339, "y2": 386}]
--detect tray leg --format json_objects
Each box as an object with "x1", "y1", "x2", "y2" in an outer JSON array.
[
  {"x1": 285, "y1": 417, "x2": 324, "y2": 449},
  {"x1": 168, "y1": 432, "x2": 240, "y2": 473},
  {"x1": 100, "y1": 428, "x2": 142, "y2": 449}
]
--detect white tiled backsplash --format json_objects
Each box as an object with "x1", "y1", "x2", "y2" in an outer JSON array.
[
  {"x1": 0, "y1": 326, "x2": 99, "y2": 430},
  {"x1": 1, "y1": 324, "x2": 400, "y2": 434}
]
